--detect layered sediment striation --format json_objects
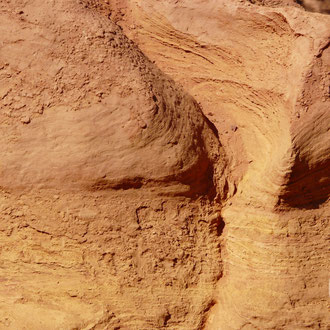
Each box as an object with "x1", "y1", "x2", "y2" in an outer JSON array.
[{"x1": 0, "y1": 0, "x2": 329, "y2": 329}]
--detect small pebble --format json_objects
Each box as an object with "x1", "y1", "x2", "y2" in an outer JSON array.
[
  {"x1": 37, "y1": 105, "x2": 44, "y2": 114},
  {"x1": 13, "y1": 210, "x2": 24, "y2": 217},
  {"x1": 138, "y1": 120, "x2": 147, "y2": 129},
  {"x1": 21, "y1": 116, "x2": 30, "y2": 124}
]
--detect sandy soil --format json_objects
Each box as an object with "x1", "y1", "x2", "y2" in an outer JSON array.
[{"x1": 0, "y1": 0, "x2": 329, "y2": 329}]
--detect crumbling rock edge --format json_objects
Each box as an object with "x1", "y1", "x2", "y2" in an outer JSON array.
[{"x1": 0, "y1": 0, "x2": 329, "y2": 329}]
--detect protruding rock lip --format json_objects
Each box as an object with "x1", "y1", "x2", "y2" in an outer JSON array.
[{"x1": 89, "y1": 161, "x2": 218, "y2": 200}]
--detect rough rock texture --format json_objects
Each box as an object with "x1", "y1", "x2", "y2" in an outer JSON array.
[
  {"x1": 298, "y1": 0, "x2": 330, "y2": 13},
  {"x1": 0, "y1": 0, "x2": 329, "y2": 329}
]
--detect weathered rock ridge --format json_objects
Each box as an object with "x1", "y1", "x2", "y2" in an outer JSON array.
[{"x1": 0, "y1": 0, "x2": 329, "y2": 329}]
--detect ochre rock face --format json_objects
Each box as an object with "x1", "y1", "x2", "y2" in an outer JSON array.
[
  {"x1": 0, "y1": 0, "x2": 329, "y2": 329},
  {"x1": 0, "y1": 1, "x2": 221, "y2": 196}
]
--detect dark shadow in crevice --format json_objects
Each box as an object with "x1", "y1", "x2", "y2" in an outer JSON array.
[
  {"x1": 278, "y1": 154, "x2": 330, "y2": 210},
  {"x1": 208, "y1": 212, "x2": 226, "y2": 237},
  {"x1": 202, "y1": 112, "x2": 219, "y2": 139},
  {"x1": 295, "y1": 0, "x2": 330, "y2": 14},
  {"x1": 199, "y1": 299, "x2": 217, "y2": 330},
  {"x1": 217, "y1": 217, "x2": 225, "y2": 236}
]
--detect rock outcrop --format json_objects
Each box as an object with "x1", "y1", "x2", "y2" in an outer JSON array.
[{"x1": 0, "y1": 0, "x2": 329, "y2": 329}]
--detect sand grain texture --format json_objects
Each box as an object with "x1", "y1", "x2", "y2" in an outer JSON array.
[{"x1": 0, "y1": 0, "x2": 329, "y2": 329}]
